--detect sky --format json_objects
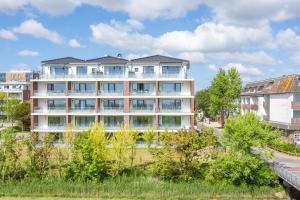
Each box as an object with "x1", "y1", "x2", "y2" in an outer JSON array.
[{"x1": 1, "y1": 0, "x2": 300, "y2": 90}]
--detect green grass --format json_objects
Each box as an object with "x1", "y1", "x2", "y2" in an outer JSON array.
[{"x1": 0, "y1": 175, "x2": 285, "y2": 200}]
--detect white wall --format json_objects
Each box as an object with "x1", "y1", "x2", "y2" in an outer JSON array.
[{"x1": 269, "y1": 93, "x2": 292, "y2": 124}]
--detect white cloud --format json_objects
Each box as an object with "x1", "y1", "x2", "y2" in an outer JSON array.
[
  {"x1": 17, "y1": 49, "x2": 39, "y2": 56},
  {"x1": 126, "y1": 19, "x2": 144, "y2": 30},
  {"x1": 90, "y1": 20, "x2": 153, "y2": 50},
  {"x1": 90, "y1": 21, "x2": 273, "y2": 52},
  {"x1": 276, "y1": 28, "x2": 300, "y2": 50},
  {"x1": 208, "y1": 64, "x2": 218, "y2": 71},
  {"x1": 223, "y1": 63, "x2": 262, "y2": 75},
  {"x1": 178, "y1": 52, "x2": 205, "y2": 63},
  {"x1": 291, "y1": 52, "x2": 300, "y2": 65},
  {"x1": 29, "y1": 0, "x2": 80, "y2": 16},
  {"x1": 207, "y1": 51, "x2": 281, "y2": 66},
  {"x1": 0, "y1": 29, "x2": 17, "y2": 40},
  {"x1": 13, "y1": 19, "x2": 64, "y2": 44},
  {"x1": 68, "y1": 39, "x2": 83, "y2": 48}
]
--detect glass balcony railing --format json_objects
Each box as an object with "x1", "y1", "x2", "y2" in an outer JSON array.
[
  {"x1": 159, "y1": 124, "x2": 181, "y2": 130},
  {"x1": 130, "y1": 90, "x2": 154, "y2": 96},
  {"x1": 69, "y1": 90, "x2": 96, "y2": 96},
  {"x1": 130, "y1": 106, "x2": 154, "y2": 112},
  {"x1": 160, "y1": 106, "x2": 182, "y2": 112},
  {"x1": 100, "y1": 90, "x2": 124, "y2": 96},
  {"x1": 131, "y1": 123, "x2": 154, "y2": 129},
  {"x1": 34, "y1": 124, "x2": 66, "y2": 130},
  {"x1": 34, "y1": 90, "x2": 66, "y2": 96},
  {"x1": 101, "y1": 106, "x2": 124, "y2": 113},
  {"x1": 159, "y1": 91, "x2": 182, "y2": 96},
  {"x1": 48, "y1": 106, "x2": 66, "y2": 113},
  {"x1": 70, "y1": 107, "x2": 96, "y2": 113},
  {"x1": 104, "y1": 123, "x2": 124, "y2": 129}
]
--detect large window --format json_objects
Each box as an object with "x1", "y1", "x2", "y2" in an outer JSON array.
[
  {"x1": 102, "y1": 83, "x2": 123, "y2": 93},
  {"x1": 73, "y1": 99, "x2": 95, "y2": 109},
  {"x1": 131, "y1": 116, "x2": 154, "y2": 127},
  {"x1": 48, "y1": 100, "x2": 65, "y2": 110},
  {"x1": 50, "y1": 66, "x2": 68, "y2": 75},
  {"x1": 47, "y1": 83, "x2": 65, "y2": 92},
  {"x1": 105, "y1": 66, "x2": 124, "y2": 75},
  {"x1": 160, "y1": 99, "x2": 181, "y2": 110},
  {"x1": 160, "y1": 83, "x2": 181, "y2": 93},
  {"x1": 131, "y1": 99, "x2": 153, "y2": 110},
  {"x1": 103, "y1": 99, "x2": 123, "y2": 109},
  {"x1": 104, "y1": 116, "x2": 124, "y2": 127},
  {"x1": 162, "y1": 66, "x2": 180, "y2": 74},
  {"x1": 75, "y1": 116, "x2": 95, "y2": 127},
  {"x1": 74, "y1": 83, "x2": 95, "y2": 92},
  {"x1": 48, "y1": 116, "x2": 65, "y2": 126},
  {"x1": 131, "y1": 83, "x2": 153, "y2": 93},
  {"x1": 76, "y1": 66, "x2": 87, "y2": 75},
  {"x1": 161, "y1": 116, "x2": 181, "y2": 127},
  {"x1": 143, "y1": 66, "x2": 154, "y2": 74}
]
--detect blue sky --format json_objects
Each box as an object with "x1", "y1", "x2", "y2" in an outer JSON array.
[{"x1": 1, "y1": 0, "x2": 300, "y2": 90}]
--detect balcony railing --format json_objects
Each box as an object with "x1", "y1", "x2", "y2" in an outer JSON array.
[
  {"x1": 130, "y1": 124, "x2": 154, "y2": 129},
  {"x1": 34, "y1": 90, "x2": 66, "y2": 96},
  {"x1": 159, "y1": 91, "x2": 183, "y2": 96},
  {"x1": 34, "y1": 124, "x2": 66, "y2": 130},
  {"x1": 104, "y1": 123, "x2": 124, "y2": 130},
  {"x1": 130, "y1": 106, "x2": 154, "y2": 112},
  {"x1": 130, "y1": 90, "x2": 154, "y2": 96},
  {"x1": 159, "y1": 125, "x2": 181, "y2": 130},
  {"x1": 69, "y1": 90, "x2": 96, "y2": 96},
  {"x1": 100, "y1": 90, "x2": 124, "y2": 96},
  {"x1": 160, "y1": 107, "x2": 182, "y2": 113},
  {"x1": 70, "y1": 107, "x2": 96, "y2": 113},
  {"x1": 48, "y1": 106, "x2": 66, "y2": 113},
  {"x1": 101, "y1": 106, "x2": 124, "y2": 113}
]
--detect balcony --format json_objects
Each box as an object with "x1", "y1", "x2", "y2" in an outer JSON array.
[
  {"x1": 34, "y1": 90, "x2": 66, "y2": 97},
  {"x1": 34, "y1": 124, "x2": 66, "y2": 131},
  {"x1": 34, "y1": 107, "x2": 66, "y2": 113},
  {"x1": 160, "y1": 107, "x2": 182, "y2": 113},
  {"x1": 104, "y1": 123, "x2": 124, "y2": 130},
  {"x1": 69, "y1": 90, "x2": 96, "y2": 96},
  {"x1": 130, "y1": 90, "x2": 155, "y2": 96},
  {"x1": 101, "y1": 106, "x2": 124, "y2": 113},
  {"x1": 159, "y1": 124, "x2": 181, "y2": 130},
  {"x1": 70, "y1": 107, "x2": 96, "y2": 113},
  {"x1": 130, "y1": 106, "x2": 154, "y2": 113},
  {"x1": 159, "y1": 91, "x2": 183, "y2": 96},
  {"x1": 292, "y1": 101, "x2": 300, "y2": 110},
  {"x1": 100, "y1": 90, "x2": 124, "y2": 96},
  {"x1": 130, "y1": 123, "x2": 154, "y2": 129}
]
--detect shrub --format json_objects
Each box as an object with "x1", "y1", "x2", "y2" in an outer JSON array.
[{"x1": 207, "y1": 152, "x2": 277, "y2": 186}]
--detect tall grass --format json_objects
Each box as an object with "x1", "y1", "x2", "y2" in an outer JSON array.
[{"x1": 0, "y1": 174, "x2": 284, "y2": 200}]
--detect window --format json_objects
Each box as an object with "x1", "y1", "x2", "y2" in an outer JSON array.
[
  {"x1": 160, "y1": 99, "x2": 181, "y2": 110},
  {"x1": 294, "y1": 110, "x2": 300, "y2": 118},
  {"x1": 76, "y1": 66, "x2": 87, "y2": 75},
  {"x1": 103, "y1": 83, "x2": 123, "y2": 93},
  {"x1": 74, "y1": 83, "x2": 95, "y2": 92},
  {"x1": 131, "y1": 116, "x2": 154, "y2": 126},
  {"x1": 162, "y1": 66, "x2": 180, "y2": 74},
  {"x1": 160, "y1": 83, "x2": 181, "y2": 92},
  {"x1": 162, "y1": 116, "x2": 181, "y2": 126},
  {"x1": 295, "y1": 93, "x2": 300, "y2": 102},
  {"x1": 47, "y1": 83, "x2": 65, "y2": 92},
  {"x1": 50, "y1": 66, "x2": 68, "y2": 75},
  {"x1": 104, "y1": 116, "x2": 124, "y2": 126},
  {"x1": 131, "y1": 83, "x2": 153, "y2": 93},
  {"x1": 103, "y1": 99, "x2": 123, "y2": 109},
  {"x1": 74, "y1": 99, "x2": 95, "y2": 109},
  {"x1": 131, "y1": 99, "x2": 153, "y2": 109},
  {"x1": 105, "y1": 66, "x2": 124, "y2": 75},
  {"x1": 48, "y1": 100, "x2": 65, "y2": 109},
  {"x1": 143, "y1": 66, "x2": 154, "y2": 74},
  {"x1": 48, "y1": 116, "x2": 65, "y2": 126},
  {"x1": 75, "y1": 116, "x2": 95, "y2": 126}
]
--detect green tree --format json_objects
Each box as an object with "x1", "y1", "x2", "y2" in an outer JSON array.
[
  {"x1": 195, "y1": 88, "x2": 211, "y2": 118},
  {"x1": 222, "y1": 112, "x2": 279, "y2": 154},
  {"x1": 209, "y1": 68, "x2": 241, "y2": 126},
  {"x1": 3, "y1": 96, "x2": 20, "y2": 124},
  {"x1": 11, "y1": 101, "x2": 30, "y2": 131}
]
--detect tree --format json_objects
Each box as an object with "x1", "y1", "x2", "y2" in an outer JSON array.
[
  {"x1": 209, "y1": 68, "x2": 241, "y2": 126},
  {"x1": 221, "y1": 112, "x2": 279, "y2": 154},
  {"x1": 195, "y1": 88, "x2": 211, "y2": 118},
  {"x1": 12, "y1": 101, "x2": 30, "y2": 131},
  {"x1": 3, "y1": 96, "x2": 20, "y2": 124}
]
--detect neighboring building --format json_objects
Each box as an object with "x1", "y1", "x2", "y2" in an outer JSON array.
[
  {"x1": 241, "y1": 74, "x2": 300, "y2": 134},
  {"x1": 30, "y1": 55, "x2": 195, "y2": 137}
]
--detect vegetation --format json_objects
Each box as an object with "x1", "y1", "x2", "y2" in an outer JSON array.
[
  {"x1": 0, "y1": 117, "x2": 283, "y2": 199},
  {"x1": 11, "y1": 101, "x2": 30, "y2": 131},
  {"x1": 195, "y1": 88, "x2": 211, "y2": 118},
  {"x1": 209, "y1": 68, "x2": 242, "y2": 126}
]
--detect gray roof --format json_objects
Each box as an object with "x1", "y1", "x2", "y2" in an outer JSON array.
[
  {"x1": 86, "y1": 56, "x2": 128, "y2": 64},
  {"x1": 130, "y1": 55, "x2": 188, "y2": 63},
  {"x1": 42, "y1": 57, "x2": 84, "y2": 65}
]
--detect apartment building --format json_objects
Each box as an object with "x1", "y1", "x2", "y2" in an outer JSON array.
[
  {"x1": 30, "y1": 55, "x2": 195, "y2": 137},
  {"x1": 0, "y1": 70, "x2": 37, "y2": 100},
  {"x1": 241, "y1": 74, "x2": 300, "y2": 134}
]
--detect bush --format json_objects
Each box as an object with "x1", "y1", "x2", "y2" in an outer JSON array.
[
  {"x1": 207, "y1": 152, "x2": 277, "y2": 186},
  {"x1": 151, "y1": 128, "x2": 217, "y2": 181},
  {"x1": 63, "y1": 123, "x2": 110, "y2": 182}
]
